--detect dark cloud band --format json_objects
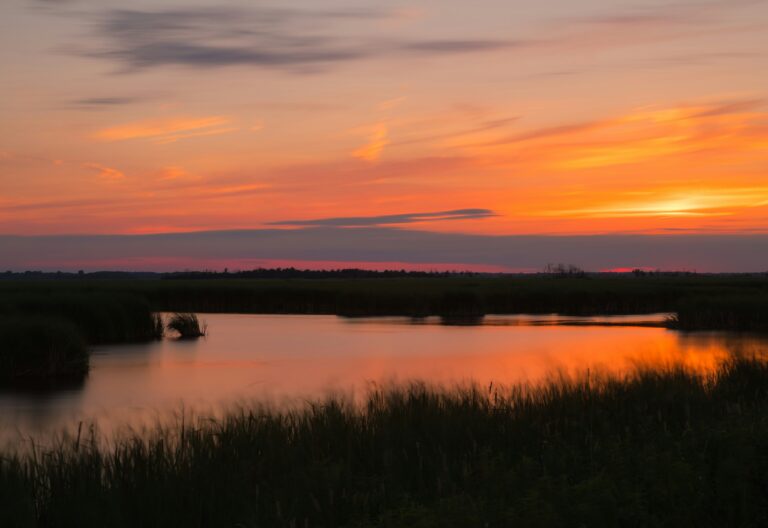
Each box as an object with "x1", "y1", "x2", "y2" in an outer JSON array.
[
  {"x1": 2, "y1": 229, "x2": 768, "y2": 272},
  {"x1": 268, "y1": 209, "x2": 497, "y2": 227},
  {"x1": 85, "y1": 8, "x2": 517, "y2": 72}
]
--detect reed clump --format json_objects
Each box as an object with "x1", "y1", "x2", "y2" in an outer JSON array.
[
  {"x1": 166, "y1": 313, "x2": 206, "y2": 338},
  {"x1": 1, "y1": 357, "x2": 767, "y2": 526}
]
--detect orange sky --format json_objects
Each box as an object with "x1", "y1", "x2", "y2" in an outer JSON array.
[{"x1": 1, "y1": 0, "x2": 768, "y2": 237}]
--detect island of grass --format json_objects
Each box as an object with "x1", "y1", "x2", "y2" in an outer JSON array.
[{"x1": 166, "y1": 312, "x2": 207, "y2": 338}]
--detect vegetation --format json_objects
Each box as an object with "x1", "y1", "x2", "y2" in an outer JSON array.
[
  {"x1": 0, "y1": 291, "x2": 163, "y2": 344},
  {"x1": 0, "y1": 291, "x2": 162, "y2": 386},
  {"x1": 672, "y1": 295, "x2": 768, "y2": 332},
  {"x1": 1, "y1": 357, "x2": 767, "y2": 527},
  {"x1": 166, "y1": 313, "x2": 207, "y2": 338},
  {"x1": 0, "y1": 317, "x2": 88, "y2": 387},
  {"x1": 1, "y1": 274, "x2": 767, "y2": 329}
]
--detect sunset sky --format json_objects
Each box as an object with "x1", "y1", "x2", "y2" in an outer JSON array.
[{"x1": 2, "y1": 0, "x2": 768, "y2": 271}]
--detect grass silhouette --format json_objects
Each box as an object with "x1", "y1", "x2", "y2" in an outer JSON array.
[
  {"x1": 1, "y1": 357, "x2": 767, "y2": 526},
  {"x1": 166, "y1": 313, "x2": 207, "y2": 338}
]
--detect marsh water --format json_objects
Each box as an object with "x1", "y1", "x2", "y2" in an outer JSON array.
[{"x1": 1, "y1": 313, "x2": 766, "y2": 447}]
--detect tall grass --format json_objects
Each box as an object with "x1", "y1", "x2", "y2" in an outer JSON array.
[
  {"x1": 166, "y1": 313, "x2": 206, "y2": 338},
  {"x1": 0, "y1": 317, "x2": 88, "y2": 387},
  {"x1": 0, "y1": 292, "x2": 163, "y2": 344},
  {"x1": 1, "y1": 357, "x2": 767, "y2": 526},
  {"x1": 3, "y1": 274, "x2": 767, "y2": 321},
  {"x1": 673, "y1": 295, "x2": 768, "y2": 331}
]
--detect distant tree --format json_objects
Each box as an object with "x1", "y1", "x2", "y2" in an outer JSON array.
[{"x1": 544, "y1": 263, "x2": 586, "y2": 277}]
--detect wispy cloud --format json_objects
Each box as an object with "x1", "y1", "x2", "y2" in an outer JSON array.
[
  {"x1": 70, "y1": 96, "x2": 145, "y2": 108},
  {"x1": 353, "y1": 123, "x2": 389, "y2": 161},
  {"x1": 83, "y1": 162, "x2": 125, "y2": 181},
  {"x1": 269, "y1": 209, "x2": 496, "y2": 227},
  {"x1": 92, "y1": 116, "x2": 235, "y2": 143},
  {"x1": 83, "y1": 7, "x2": 518, "y2": 73},
  {"x1": 471, "y1": 98, "x2": 768, "y2": 169}
]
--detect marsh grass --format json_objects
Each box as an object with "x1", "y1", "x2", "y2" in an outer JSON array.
[
  {"x1": 166, "y1": 313, "x2": 207, "y2": 338},
  {"x1": 0, "y1": 292, "x2": 164, "y2": 344},
  {"x1": 1, "y1": 275, "x2": 767, "y2": 327},
  {"x1": 0, "y1": 317, "x2": 88, "y2": 387},
  {"x1": 2, "y1": 357, "x2": 768, "y2": 527},
  {"x1": 673, "y1": 295, "x2": 768, "y2": 332}
]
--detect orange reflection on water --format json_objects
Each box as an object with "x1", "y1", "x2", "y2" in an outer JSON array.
[{"x1": 0, "y1": 314, "x2": 765, "y2": 446}]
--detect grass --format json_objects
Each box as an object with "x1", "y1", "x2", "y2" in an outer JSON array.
[
  {"x1": 0, "y1": 291, "x2": 164, "y2": 344},
  {"x1": 672, "y1": 295, "x2": 768, "y2": 332},
  {"x1": 166, "y1": 313, "x2": 207, "y2": 338},
  {"x1": 3, "y1": 274, "x2": 767, "y2": 330},
  {"x1": 0, "y1": 317, "x2": 88, "y2": 387},
  {"x1": 1, "y1": 357, "x2": 767, "y2": 527},
  {"x1": 1, "y1": 274, "x2": 767, "y2": 320},
  {"x1": 0, "y1": 292, "x2": 162, "y2": 387}
]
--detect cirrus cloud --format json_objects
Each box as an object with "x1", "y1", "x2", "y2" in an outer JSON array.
[{"x1": 92, "y1": 116, "x2": 236, "y2": 143}]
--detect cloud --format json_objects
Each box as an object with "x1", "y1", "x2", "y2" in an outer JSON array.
[
  {"x1": 353, "y1": 123, "x2": 389, "y2": 161},
  {"x1": 70, "y1": 96, "x2": 144, "y2": 108},
  {"x1": 156, "y1": 166, "x2": 190, "y2": 181},
  {"x1": 84, "y1": 7, "x2": 518, "y2": 72},
  {"x1": 470, "y1": 98, "x2": 768, "y2": 168},
  {"x1": 92, "y1": 116, "x2": 235, "y2": 143},
  {"x1": 399, "y1": 40, "x2": 517, "y2": 54},
  {"x1": 3, "y1": 229, "x2": 768, "y2": 273},
  {"x1": 268, "y1": 209, "x2": 497, "y2": 227},
  {"x1": 83, "y1": 162, "x2": 124, "y2": 180},
  {"x1": 545, "y1": 187, "x2": 768, "y2": 219}
]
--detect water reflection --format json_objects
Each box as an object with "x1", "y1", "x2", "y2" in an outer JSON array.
[
  {"x1": 0, "y1": 313, "x2": 765, "y2": 447},
  {"x1": 347, "y1": 313, "x2": 673, "y2": 327}
]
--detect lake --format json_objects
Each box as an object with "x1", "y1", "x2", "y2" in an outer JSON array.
[{"x1": 1, "y1": 313, "x2": 765, "y2": 447}]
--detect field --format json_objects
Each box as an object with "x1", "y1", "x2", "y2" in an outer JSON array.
[{"x1": 1, "y1": 357, "x2": 767, "y2": 527}]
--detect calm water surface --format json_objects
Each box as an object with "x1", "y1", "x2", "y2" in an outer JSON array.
[{"x1": 1, "y1": 313, "x2": 765, "y2": 446}]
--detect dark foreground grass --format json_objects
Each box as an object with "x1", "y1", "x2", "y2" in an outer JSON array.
[
  {"x1": 0, "y1": 317, "x2": 88, "y2": 387},
  {"x1": 2, "y1": 358, "x2": 768, "y2": 527}
]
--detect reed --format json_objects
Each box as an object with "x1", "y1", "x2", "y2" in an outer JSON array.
[
  {"x1": 0, "y1": 316, "x2": 88, "y2": 387},
  {"x1": 3, "y1": 274, "x2": 766, "y2": 322},
  {"x1": 166, "y1": 313, "x2": 206, "y2": 338},
  {"x1": 1, "y1": 357, "x2": 767, "y2": 526},
  {"x1": 673, "y1": 295, "x2": 768, "y2": 331},
  {"x1": 0, "y1": 292, "x2": 163, "y2": 344}
]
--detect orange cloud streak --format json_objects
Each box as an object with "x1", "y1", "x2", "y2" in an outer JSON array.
[
  {"x1": 353, "y1": 123, "x2": 389, "y2": 161},
  {"x1": 93, "y1": 116, "x2": 234, "y2": 143},
  {"x1": 83, "y1": 162, "x2": 125, "y2": 181}
]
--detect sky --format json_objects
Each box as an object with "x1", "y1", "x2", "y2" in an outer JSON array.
[{"x1": 1, "y1": 0, "x2": 768, "y2": 271}]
